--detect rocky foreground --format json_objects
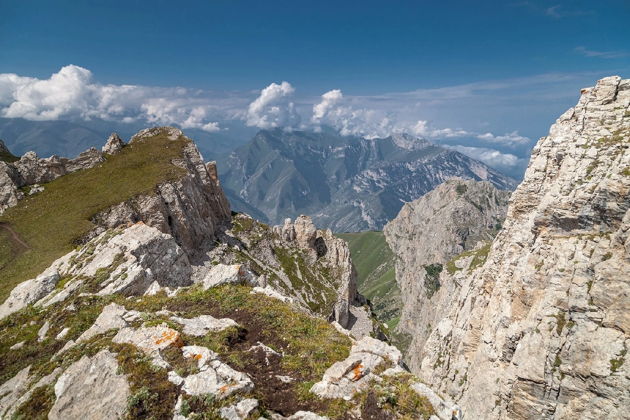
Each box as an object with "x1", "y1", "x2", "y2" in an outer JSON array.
[
  {"x1": 390, "y1": 76, "x2": 630, "y2": 419},
  {"x1": 0, "y1": 128, "x2": 459, "y2": 419}
]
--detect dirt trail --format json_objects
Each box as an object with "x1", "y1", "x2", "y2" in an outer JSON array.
[{"x1": 0, "y1": 222, "x2": 30, "y2": 251}]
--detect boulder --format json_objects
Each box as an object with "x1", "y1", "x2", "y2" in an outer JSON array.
[
  {"x1": 219, "y1": 398, "x2": 259, "y2": 420},
  {"x1": 200, "y1": 263, "x2": 257, "y2": 289},
  {"x1": 113, "y1": 324, "x2": 183, "y2": 356},
  {"x1": 49, "y1": 350, "x2": 130, "y2": 420},
  {"x1": 169, "y1": 345, "x2": 254, "y2": 398},
  {"x1": 310, "y1": 336, "x2": 401, "y2": 399},
  {"x1": 76, "y1": 303, "x2": 141, "y2": 343},
  {"x1": 0, "y1": 268, "x2": 59, "y2": 319},
  {"x1": 170, "y1": 314, "x2": 238, "y2": 336}
]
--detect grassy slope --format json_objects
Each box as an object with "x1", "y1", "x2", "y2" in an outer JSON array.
[
  {"x1": 0, "y1": 134, "x2": 188, "y2": 301},
  {"x1": 337, "y1": 231, "x2": 401, "y2": 329}
]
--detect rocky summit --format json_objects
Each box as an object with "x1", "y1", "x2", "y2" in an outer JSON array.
[
  {"x1": 0, "y1": 127, "x2": 459, "y2": 419},
  {"x1": 390, "y1": 76, "x2": 629, "y2": 418}
]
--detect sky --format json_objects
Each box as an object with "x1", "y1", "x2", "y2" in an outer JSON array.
[{"x1": 1, "y1": 0, "x2": 629, "y2": 177}]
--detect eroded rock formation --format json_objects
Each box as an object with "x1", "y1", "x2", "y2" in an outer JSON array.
[
  {"x1": 384, "y1": 178, "x2": 510, "y2": 367},
  {"x1": 418, "y1": 76, "x2": 630, "y2": 418}
]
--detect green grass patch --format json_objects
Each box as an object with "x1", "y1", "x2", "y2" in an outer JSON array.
[
  {"x1": 445, "y1": 242, "x2": 492, "y2": 274},
  {"x1": 0, "y1": 132, "x2": 189, "y2": 301},
  {"x1": 423, "y1": 263, "x2": 443, "y2": 299},
  {"x1": 0, "y1": 147, "x2": 19, "y2": 163},
  {"x1": 336, "y1": 231, "x2": 401, "y2": 328}
]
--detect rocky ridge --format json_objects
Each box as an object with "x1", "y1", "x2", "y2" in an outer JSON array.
[
  {"x1": 0, "y1": 127, "x2": 452, "y2": 419},
  {"x1": 415, "y1": 76, "x2": 630, "y2": 418},
  {"x1": 0, "y1": 144, "x2": 104, "y2": 214},
  {"x1": 383, "y1": 178, "x2": 510, "y2": 367}
]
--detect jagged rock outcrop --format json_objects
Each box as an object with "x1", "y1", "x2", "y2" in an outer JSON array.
[
  {"x1": 272, "y1": 215, "x2": 363, "y2": 329},
  {"x1": 383, "y1": 178, "x2": 510, "y2": 367},
  {"x1": 0, "y1": 223, "x2": 192, "y2": 319},
  {"x1": 101, "y1": 132, "x2": 124, "y2": 154},
  {"x1": 418, "y1": 76, "x2": 630, "y2": 419},
  {"x1": 91, "y1": 127, "x2": 231, "y2": 256},
  {"x1": 0, "y1": 138, "x2": 105, "y2": 214}
]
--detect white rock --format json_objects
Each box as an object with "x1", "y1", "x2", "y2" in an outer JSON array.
[
  {"x1": 310, "y1": 336, "x2": 401, "y2": 399},
  {"x1": 0, "y1": 268, "x2": 59, "y2": 319},
  {"x1": 55, "y1": 327, "x2": 70, "y2": 340},
  {"x1": 171, "y1": 314, "x2": 238, "y2": 336},
  {"x1": 200, "y1": 264, "x2": 257, "y2": 289},
  {"x1": 49, "y1": 350, "x2": 129, "y2": 420},
  {"x1": 9, "y1": 341, "x2": 24, "y2": 350},
  {"x1": 112, "y1": 324, "x2": 182, "y2": 355},
  {"x1": 37, "y1": 320, "x2": 50, "y2": 342},
  {"x1": 101, "y1": 133, "x2": 125, "y2": 154},
  {"x1": 251, "y1": 286, "x2": 294, "y2": 303},
  {"x1": 76, "y1": 303, "x2": 141, "y2": 344},
  {"x1": 411, "y1": 382, "x2": 461, "y2": 420},
  {"x1": 219, "y1": 398, "x2": 259, "y2": 420},
  {"x1": 0, "y1": 366, "x2": 30, "y2": 418}
]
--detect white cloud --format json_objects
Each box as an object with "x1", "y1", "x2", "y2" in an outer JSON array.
[
  {"x1": 245, "y1": 81, "x2": 300, "y2": 129},
  {"x1": 312, "y1": 89, "x2": 343, "y2": 122},
  {"x1": 476, "y1": 131, "x2": 530, "y2": 145},
  {"x1": 0, "y1": 65, "x2": 226, "y2": 132},
  {"x1": 311, "y1": 88, "x2": 398, "y2": 138},
  {"x1": 574, "y1": 46, "x2": 629, "y2": 59},
  {"x1": 446, "y1": 144, "x2": 524, "y2": 171}
]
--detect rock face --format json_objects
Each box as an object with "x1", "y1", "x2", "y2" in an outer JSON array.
[
  {"x1": 91, "y1": 127, "x2": 231, "y2": 256},
  {"x1": 418, "y1": 76, "x2": 630, "y2": 418},
  {"x1": 272, "y1": 215, "x2": 362, "y2": 329},
  {"x1": 221, "y1": 129, "x2": 516, "y2": 232},
  {"x1": 383, "y1": 178, "x2": 510, "y2": 367},
  {"x1": 48, "y1": 350, "x2": 130, "y2": 420}
]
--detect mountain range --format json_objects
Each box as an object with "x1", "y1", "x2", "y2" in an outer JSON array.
[{"x1": 219, "y1": 128, "x2": 516, "y2": 232}]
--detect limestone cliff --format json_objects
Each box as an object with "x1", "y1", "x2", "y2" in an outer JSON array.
[
  {"x1": 384, "y1": 178, "x2": 510, "y2": 367},
  {"x1": 90, "y1": 127, "x2": 231, "y2": 256},
  {"x1": 418, "y1": 76, "x2": 630, "y2": 418}
]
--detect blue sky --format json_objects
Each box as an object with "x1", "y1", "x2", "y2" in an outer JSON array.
[{"x1": 1, "y1": 0, "x2": 629, "y2": 177}]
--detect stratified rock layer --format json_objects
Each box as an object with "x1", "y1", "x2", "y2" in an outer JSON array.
[{"x1": 419, "y1": 76, "x2": 630, "y2": 419}]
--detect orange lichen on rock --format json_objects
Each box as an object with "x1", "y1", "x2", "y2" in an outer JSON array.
[
  {"x1": 351, "y1": 363, "x2": 364, "y2": 381},
  {"x1": 154, "y1": 329, "x2": 183, "y2": 347}
]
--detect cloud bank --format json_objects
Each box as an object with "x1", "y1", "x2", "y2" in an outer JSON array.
[
  {"x1": 0, "y1": 65, "x2": 229, "y2": 132},
  {"x1": 5, "y1": 64, "x2": 607, "y2": 176}
]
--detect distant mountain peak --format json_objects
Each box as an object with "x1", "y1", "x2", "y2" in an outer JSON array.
[{"x1": 220, "y1": 128, "x2": 515, "y2": 232}]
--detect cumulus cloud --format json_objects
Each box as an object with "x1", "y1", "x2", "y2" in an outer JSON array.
[
  {"x1": 312, "y1": 89, "x2": 343, "y2": 122},
  {"x1": 411, "y1": 120, "x2": 472, "y2": 139},
  {"x1": 475, "y1": 131, "x2": 530, "y2": 145},
  {"x1": 0, "y1": 65, "x2": 226, "y2": 132},
  {"x1": 446, "y1": 144, "x2": 526, "y2": 173},
  {"x1": 245, "y1": 81, "x2": 300, "y2": 129},
  {"x1": 311, "y1": 89, "x2": 397, "y2": 138}
]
